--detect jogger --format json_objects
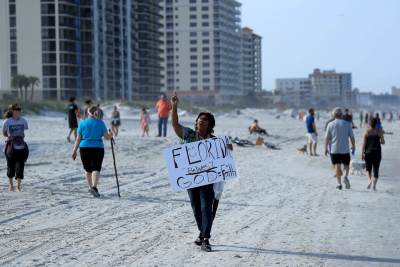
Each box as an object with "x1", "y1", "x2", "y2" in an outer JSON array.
[{"x1": 72, "y1": 106, "x2": 113, "y2": 197}]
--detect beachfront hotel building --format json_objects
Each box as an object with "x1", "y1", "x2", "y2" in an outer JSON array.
[
  {"x1": 161, "y1": 0, "x2": 242, "y2": 103},
  {"x1": 240, "y1": 27, "x2": 262, "y2": 94},
  {"x1": 0, "y1": 0, "x2": 163, "y2": 101}
]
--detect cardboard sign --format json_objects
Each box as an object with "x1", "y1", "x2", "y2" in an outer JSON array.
[{"x1": 164, "y1": 136, "x2": 238, "y2": 192}]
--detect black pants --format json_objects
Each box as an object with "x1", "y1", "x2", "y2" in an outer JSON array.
[
  {"x1": 6, "y1": 149, "x2": 28, "y2": 179},
  {"x1": 80, "y1": 148, "x2": 104, "y2": 173},
  {"x1": 365, "y1": 152, "x2": 381, "y2": 178},
  {"x1": 187, "y1": 184, "x2": 215, "y2": 239}
]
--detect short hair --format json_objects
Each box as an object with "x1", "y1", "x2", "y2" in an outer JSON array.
[
  {"x1": 195, "y1": 112, "x2": 215, "y2": 134},
  {"x1": 308, "y1": 108, "x2": 314, "y2": 114},
  {"x1": 254, "y1": 119, "x2": 258, "y2": 123},
  {"x1": 69, "y1": 97, "x2": 76, "y2": 102},
  {"x1": 332, "y1": 107, "x2": 343, "y2": 118}
]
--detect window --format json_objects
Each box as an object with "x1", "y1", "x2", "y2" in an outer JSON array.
[
  {"x1": 202, "y1": 55, "x2": 210, "y2": 60},
  {"x1": 202, "y1": 47, "x2": 209, "y2": 52},
  {"x1": 42, "y1": 41, "x2": 56, "y2": 51},
  {"x1": 190, "y1": 40, "x2": 197, "y2": 45},
  {"x1": 190, "y1": 71, "x2": 198, "y2": 75},
  {"x1": 190, "y1": 0, "x2": 196, "y2": 3},
  {"x1": 42, "y1": 28, "x2": 56, "y2": 39},
  {"x1": 190, "y1": 63, "x2": 198, "y2": 67},
  {"x1": 203, "y1": 78, "x2": 210, "y2": 83},
  {"x1": 190, "y1": 32, "x2": 197, "y2": 37},
  {"x1": 202, "y1": 39, "x2": 209, "y2": 44},
  {"x1": 43, "y1": 53, "x2": 57, "y2": 64},
  {"x1": 9, "y1": 4, "x2": 16, "y2": 15},
  {"x1": 191, "y1": 86, "x2": 197, "y2": 91},
  {"x1": 190, "y1": 14, "x2": 197, "y2": 19},
  {"x1": 43, "y1": 65, "x2": 57, "y2": 76},
  {"x1": 42, "y1": 16, "x2": 55, "y2": 27},
  {"x1": 202, "y1": 31, "x2": 209, "y2": 36},
  {"x1": 190, "y1": 55, "x2": 198, "y2": 60},
  {"x1": 190, "y1": 6, "x2": 196, "y2": 11},
  {"x1": 202, "y1": 22, "x2": 209, "y2": 27},
  {"x1": 10, "y1": 54, "x2": 17, "y2": 65},
  {"x1": 191, "y1": 78, "x2": 198, "y2": 83},
  {"x1": 9, "y1": 17, "x2": 16, "y2": 27},
  {"x1": 190, "y1": 22, "x2": 197, "y2": 27},
  {"x1": 202, "y1": 14, "x2": 209, "y2": 19},
  {"x1": 190, "y1": 47, "x2": 197, "y2": 52},
  {"x1": 201, "y1": 6, "x2": 209, "y2": 11}
]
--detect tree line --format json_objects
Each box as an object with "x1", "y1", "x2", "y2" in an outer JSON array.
[{"x1": 11, "y1": 74, "x2": 40, "y2": 102}]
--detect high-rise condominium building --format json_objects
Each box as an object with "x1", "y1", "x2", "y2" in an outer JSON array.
[
  {"x1": 309, "y1": 68, "x2": 352, "y2": 107},
  {"x1": 0, "y1": 0, "x2": 163, "y2": 101},
  {"x1": 241, "y1": 27, "x2": 262, "y2": 94},
  {"x1": 162, "y1": 0, "x2": 242, "y2": 102}
]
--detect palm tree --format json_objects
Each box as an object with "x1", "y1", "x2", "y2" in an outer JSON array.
[
  {"x1": 27, "y1": 76, "x2": 40, "y2": 102},
  {"x1": 11, "y1": 74, "x2": 26, "y2": 99}
]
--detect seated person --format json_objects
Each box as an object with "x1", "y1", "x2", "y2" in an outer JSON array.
[{"x1": 248, "y1": 120, "x2": 268, "y2": 135}]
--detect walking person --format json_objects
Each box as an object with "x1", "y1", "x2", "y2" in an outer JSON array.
[
  {"x1": 140, "y1": 107, "x2": 151, "y2": 137},
  {"x1": 171, "y1": 92, "x2": 216, "y2": 252},
  {"x1": 359, "y1": 111, "x2": 364, "y2": 128},
  {"x1": 72, "y1": 106, "x2": 113, "y2": 197},
  {"x1": 66, "y1": 97, "x2": 80, "y2": 143},
  {"x1": 83, "y1": 99, "x2": 92, "y2": 119},
  {"x1": 364, "y1": 112, "x2": 369, "y2": 127},
  {"x1": 362, "y1": 118, "x2": 385, "y2": 191},
  {"x1": 324, "y1": 108, "x2": 356, "y2": 190},
  {"x1": 110, "y1": 105, "x2": 121, "y2": 137},
  {"x1": 2, "y1": 104, "x2": 29, "y2": 192},
  {"x1": 305, "y1": 108, "x2": 318, "y2": 156},
  {"x1": 156, "y1": 93, "x2": 171, "y2": 137}
]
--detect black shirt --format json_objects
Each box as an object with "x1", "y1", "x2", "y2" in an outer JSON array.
[{"x1": 67, "y1": 103, "x2": 79, "y2": 122}]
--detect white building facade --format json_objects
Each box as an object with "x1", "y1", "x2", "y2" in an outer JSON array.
[
  {"x1": 161, "y1": 0, "x2": 242, "y2": 103},
  {"x1": 275, "y1": 78, "x2": 312, "y2": 108},
  {"x1": 241, "y1": 27, "x2": 262, "y2": 95}
]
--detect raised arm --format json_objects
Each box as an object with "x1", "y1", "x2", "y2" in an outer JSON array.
[{"x1": 171, "y1": 92, "x2": 183, "y2": 138}]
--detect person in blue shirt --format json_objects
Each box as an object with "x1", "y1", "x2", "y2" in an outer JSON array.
[
  {"x1": 72, "y1": 106, "x2": 113, "y2": 197},
  {"x1": 305, "y1": 108, "x2": 318, "y2": 156}
]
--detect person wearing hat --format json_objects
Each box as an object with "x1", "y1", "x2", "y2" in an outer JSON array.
[
  {"x1": 324, "y1": 107, "x2": 355, "y2": 190},
  {"x1": 2, "y1": 103, "x2": 29, "y2": 192}
]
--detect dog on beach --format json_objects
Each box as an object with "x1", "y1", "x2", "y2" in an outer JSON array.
[
  {"x1": 350, "y1": 160, "x2": 365, "y2": 176},
  {"x1": 297, "y1": 144, "x2": 308, "y2": 155}
]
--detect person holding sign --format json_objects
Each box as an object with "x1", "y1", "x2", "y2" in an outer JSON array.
[
  {"x1": 171, "y1": 92, "x2": 217, "y2": 252},
  {"x1": 72, "y1": 106, "x2": 113, "y2": 198}
]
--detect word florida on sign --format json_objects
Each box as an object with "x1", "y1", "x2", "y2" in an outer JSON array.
[{"x1": 164, "y1": 136, "x2": 238, "y2": 192}]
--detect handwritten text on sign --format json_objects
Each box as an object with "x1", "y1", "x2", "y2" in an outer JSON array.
[{"x1": 164, "y1": 136, "x2": 237, "y2": 192}]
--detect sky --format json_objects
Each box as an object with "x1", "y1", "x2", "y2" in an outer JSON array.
[{"x1": 241, "y1": 0, "x2": 400, "y2": 94}]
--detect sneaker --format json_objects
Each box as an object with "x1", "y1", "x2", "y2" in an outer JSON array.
[
  {"x1": 343, "y1": 177, "x2": 351, "y2": 189},
  {"x1": 89, "y1": 187, "x2": 100, "y2": 198},
  {"x1": 201, "y1": 239, "x2": 212, "y2": 252},
  {"x1": 336, "y1": 185, "x2": 343, "y2": 190},
  {"x1": 194, "y1": 235, "x2": 203, "y2": 246}
]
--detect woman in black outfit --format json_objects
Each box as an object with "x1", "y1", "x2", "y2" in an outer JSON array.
[{"x1": 362, "y1": 118, "x2": 385, "y2": 191}]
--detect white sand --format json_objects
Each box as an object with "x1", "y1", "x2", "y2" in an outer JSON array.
[{"x1": 1, "y1": 108, "x2": 399, "y2": 266}]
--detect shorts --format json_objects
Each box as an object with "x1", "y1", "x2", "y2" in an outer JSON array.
[
  {"x1": 307, "y1": 133, "x2": 318, "y2": 144},
  {"x1": 330, "y1": 153, "x2": 351, "y2": 165},
  {"x1": 69, "y1": 118, "x2": 78, "y2": 129},
  {"x1": 79, "y1": 147, "x2": 104, "y2": 173},
  {"x1": 111, "y1": 120, "x2": 121, "y2": 127}
]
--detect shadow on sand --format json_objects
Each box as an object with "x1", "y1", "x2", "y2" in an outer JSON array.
[{"x1": 212, "y1": 245, "x2": 400, "y2": 264}]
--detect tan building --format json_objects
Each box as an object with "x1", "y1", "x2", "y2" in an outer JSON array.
[{"x1": 161, "y1": 0, "x2": 242, "y2": 103}]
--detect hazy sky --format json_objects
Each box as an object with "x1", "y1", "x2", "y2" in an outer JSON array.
[{"x1": 241, "y1": 0, "x2": 400, "y2": 93}]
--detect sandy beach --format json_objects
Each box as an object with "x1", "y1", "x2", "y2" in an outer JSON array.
[{"x1": 1, "y1": 107, "x2": 399, "y2": 266}]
